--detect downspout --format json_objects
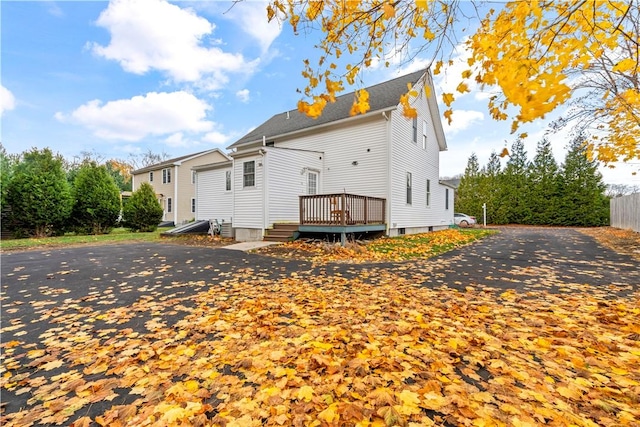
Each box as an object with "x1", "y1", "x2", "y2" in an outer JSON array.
[
  {"x1": 259, "y1": 147, "x2": 267, "y2": 236},
  {"x1": 173, "y1": 164, "x2": 178, "y2": 225},
  {"x1": 383, "y1": 111, "x2": 392, "y2": 236}
]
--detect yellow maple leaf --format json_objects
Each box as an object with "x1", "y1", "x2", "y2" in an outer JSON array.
[
  {"x1": 396, "y1": 390, "x2": 421, "y2": 415},
  {"x1": 442, "y1": 92, "x2": 455, "y2": 107},
  {"x1": 382, "y1": 2, "x2": 395, "y2": 19},
  {"x1": 318, "y1": 403, "x2": 340, "y2": 423},
  {"x1": 297, "y1": 385, "x2": 314, "y2": 402},
  {"x1": 420, "y1": 392, "x2": 448, "y2": 410}
]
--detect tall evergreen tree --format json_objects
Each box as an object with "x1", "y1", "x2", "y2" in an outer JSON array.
[
  {"x1": 559, "y1": 134, "x2": 610, "y2": 226},
  {"x1": 499, "y1": 139, "x2": 530, "y2": 224},
  {"x1": 527, "y1": 138, "x2": 561, "y2": 225},
  {"x1": 5, "y1": 148, "x2": 72, "y2": 237},
  {"x1": 480, "y1": 151, "x2": 506, "y2": 224},
  {"x1": 71, "y1": 162, "x2": 122, "y2": 235},
  {"x1": 456, "y1": 153, "x2": 483, "y2": 219}
]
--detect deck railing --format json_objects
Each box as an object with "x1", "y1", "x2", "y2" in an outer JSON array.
[{"x1": 299, "y1": 193, "x2": 386, "y2": 226}]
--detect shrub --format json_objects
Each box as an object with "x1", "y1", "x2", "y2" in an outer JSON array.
[
  {"x1": 122, "y1": 182, "x2": 163, "y2": 232},
  {"x1": 71, "y1": 162, "x2": 121, "y2": 234}
]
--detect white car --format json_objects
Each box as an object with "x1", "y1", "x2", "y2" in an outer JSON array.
[{"x1": 454, "y1": 213, "x2": 476, "y2": 227}]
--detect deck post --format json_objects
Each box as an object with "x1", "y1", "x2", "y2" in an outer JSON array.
[{"x1": 341, "y1": 231, "x2": 346, "y2": 246}]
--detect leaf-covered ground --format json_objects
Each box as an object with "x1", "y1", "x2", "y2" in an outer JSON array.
[
  {"x1": 1, "y1": 227, "x2": 639, "y2": 427},
  {"x1": 252, "y1": 229, "x2": 496, "y2": 264}
]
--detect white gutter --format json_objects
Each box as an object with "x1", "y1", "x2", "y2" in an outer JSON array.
[
  {"x1": 384, "y1": 111, "x2": 392, "y2": 235},
  {"x1": 259, "y1": 148, "x2": 267, "y2": 234}
]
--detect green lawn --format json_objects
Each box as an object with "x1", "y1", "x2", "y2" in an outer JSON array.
[{"x1": 0, "y1": 227, "x2": 174, "y2": 251}]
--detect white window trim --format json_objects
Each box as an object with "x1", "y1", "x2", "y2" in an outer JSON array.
[
  {"x1": 243, "y1": 161, "x2": 255, "y2": 188},
  {"x1": 426, "y1": 179, "x2": 431, "y2": 207},
  {"x1": 422, "y1": 120, "x2": 428, "y2": 150},
  {"x1": 167, "y1": 197, "x2": 172, "y2": 213},
  {"x1": 406, "y1": 172, "x2": 412, "y2": 205},
  {"x1": 225, "y1": 170, "x2": 232, "y2": 191}
]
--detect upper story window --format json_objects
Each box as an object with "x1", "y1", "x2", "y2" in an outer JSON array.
[
  {"x1": 426, "y1": 179, "x2": 431, "y2": 207},
  {"x1": 162, "y1": 168, "x2": 171, "y2": 184},
  {"x1": 445, "y1": 188, "x2": 450, "y2": 210},
  {"x1": 243, "y1": 161, "x2": 255, "y2": 188},
  {"x1": 191, "y1": 170, "x2": 196, "y2": 184},
  {"x1": 412, "y1": 117, "x2": 418, "y2": 143},
  {"x1": 225, "y1": 170, "x2": 231, "y2": 191},
  {"x1": 149, "y1": 171, "x2": 154, "y2": 182},
  {"x1": 422, "y1": 120, "x2": 428, "y2": 149}
]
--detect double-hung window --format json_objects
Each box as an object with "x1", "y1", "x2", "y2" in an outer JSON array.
[
  {"x1": 167, "y1": 197, "x2": 172, "y2": 213},
  {"x1": 422, "y1": 120, "x2": 428, "y2": 149},
  {"x1": 426, "y1": 179, "x2": 431, "y2": 207},
  {"x1": 225, "y1": 170, "x2": 231, "y2": 191},
  {"x1": 412, "y1": 117, "x2": 418, "y2": 143},
  {"x1": 162, "y1": 168, "x2": 171, "y2": 184},
  {"x1": 406, "y1": 172, "x2": 412, "y2": 205},
  {"x1": 149, "y1": 171, "x2": 154, "y2": 182},
  {"x1": 243, "y1": 161, "x2": 255, "y2": 187}
]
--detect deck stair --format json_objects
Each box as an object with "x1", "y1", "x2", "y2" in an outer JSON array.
[{"x1": 263, "y1": 223, "x2": 299, "y2": 242}]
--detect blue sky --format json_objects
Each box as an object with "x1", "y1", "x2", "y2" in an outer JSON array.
[{"x1": 1, "y1": 0, "x2": 636, "y2": 185}]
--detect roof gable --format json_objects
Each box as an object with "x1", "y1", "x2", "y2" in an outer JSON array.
[
  {"x1": 228, "y1": 69, "x2": 428, "y2": 149},
  {"x1": 132, "y1": 149, "x2": 230, "y2": 175}
]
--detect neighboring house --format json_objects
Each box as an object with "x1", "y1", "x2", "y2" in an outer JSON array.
[
  {"x1": 131, "y1": 149, "x2": 231, "y2": 225},
  {"x1": 196, "y1": 69, "x2": 453, "y2": 242}
]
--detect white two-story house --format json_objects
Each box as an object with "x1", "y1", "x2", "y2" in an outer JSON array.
[{"x1": 194, "y1": 69, "x2": 454, "y2": 242}]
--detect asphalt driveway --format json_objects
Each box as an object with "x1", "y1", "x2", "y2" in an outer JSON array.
[{"x1": 1, "y1": 226, "x2": 638, "y2": 425}]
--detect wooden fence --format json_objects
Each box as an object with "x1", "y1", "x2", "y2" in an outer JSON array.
[{"x1": 610, "y1": 193, "x2": 640, "y2": 232}]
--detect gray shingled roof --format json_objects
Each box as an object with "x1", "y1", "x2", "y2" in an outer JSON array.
[
  {"x1": 228, "y1": 69, "x2": 427, "y2": 149},
  {"x1": 132, "y1": 149, "x2": 216, "y2": 174}
]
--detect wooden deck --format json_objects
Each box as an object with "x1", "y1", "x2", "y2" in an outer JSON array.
[{"x1": 298, "y1": 193, "x2": 386, "y2": 243}]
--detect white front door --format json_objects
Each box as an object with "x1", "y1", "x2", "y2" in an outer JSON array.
[{"x1": 307, "y1": 171, "x2": 318, "y2": 195}]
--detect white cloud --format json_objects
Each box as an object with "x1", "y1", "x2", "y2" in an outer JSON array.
[
  {"x1": 222, "y1": 1, "x2": 282, "y2": 53},
  {"x1": 443, "y1": 110, "x2": 484, "y2": 136},
  {"x1": 236, "y1": 89, "x2": 250, "y2": 103},
  {"x1": 203, "y1": 131, "x2": 233, "y2": 146},
  {"x1": 91, "y1": 0, "x2": 256, "y2": 86},
  {"x1": 56, "y1": 91, "x2": 214, "y2": 141},
  {"x1": 0, "y1": 85, "x2": 16, "y2": 116}
]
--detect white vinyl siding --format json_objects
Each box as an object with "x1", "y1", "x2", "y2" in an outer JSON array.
[
  {"x1": 233, "y1": 154, "x2": 263, "y2": 229},
  {"x1": 196, "y1": 165, "x2": 233, "y2": 222},
  {"x1": 264, "y1": 147, "x2": 323, "y2": 225},
  {"x1": 274, "y1": 115, "x2": 388, "y2": 199},
  {"x1": 389, "y1": 77, "x2": 451, "y2": 231}
]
